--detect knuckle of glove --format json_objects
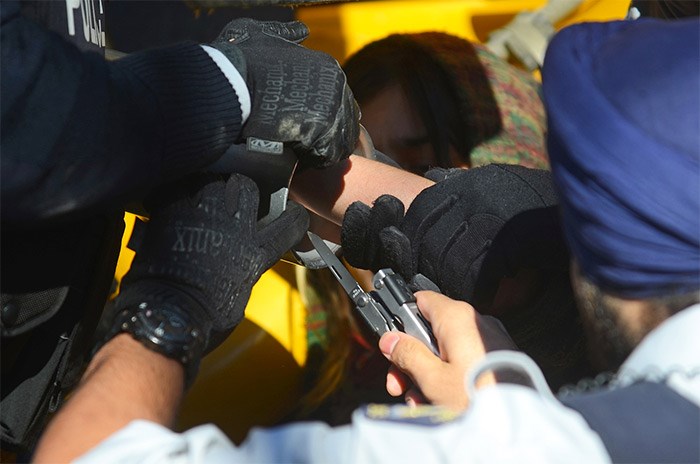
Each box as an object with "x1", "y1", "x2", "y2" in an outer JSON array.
[
  {"x1": 341, "y1": 201, "x2": 373, "y2": 269},
  {"x1": 341, "y1": 195, "x2": 407, "y2": 271},
  {"x1": 216, "y1": 18, "x2": 309, "y2": 44},
  {"x1": 377, "y1": 226, "x2": 414, "y2": 276},
  {"x1": 367, "y1": 196, "x2": 405, "y2": 267},
  {"x1": 215, "y1": 18, "x2": 254, "y2": 44},
  {"x1": 372, "y1": 195, "x2": 405, "y2": 224},
  {"x1": 424, "y1": 167, "x2": 463, "y2": 183},
  {"x1": 260, "y1": 20, "x2": 309, "y2": 43},
  {"x1": 224, "y1": 174, "x2": 260, "y2": 219}
]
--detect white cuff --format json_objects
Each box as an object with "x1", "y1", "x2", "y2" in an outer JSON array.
[{"x1": 200, "y1": 45, "x2": 251, "y2": 123}]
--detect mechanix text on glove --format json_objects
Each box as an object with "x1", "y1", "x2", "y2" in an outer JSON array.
[{"x1": 212, "y1": 19, "x2": 360, "y2": 167}]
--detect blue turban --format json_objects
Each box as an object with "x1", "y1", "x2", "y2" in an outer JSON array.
[{"x1": 543, "y1": 18, "x2": 700, "y2": 298}]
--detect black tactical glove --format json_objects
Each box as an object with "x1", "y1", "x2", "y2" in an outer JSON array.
[
  {"x1": 115, "y1": 173, "x2": 309, "y2": 359},
  {"x1": 341, "y1": 164, "x2": 568, "y2": 305},
  {"x1": 212, "y1": 18, "x2": 360, "y2": 167}
]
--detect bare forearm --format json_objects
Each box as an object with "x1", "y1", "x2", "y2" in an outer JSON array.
[
  {"x1": 291, "y1": 155, "x2": 434, "y2": 226},
  {"x1": 33, "y1": 334, "x2": 185, "y2": 463}
]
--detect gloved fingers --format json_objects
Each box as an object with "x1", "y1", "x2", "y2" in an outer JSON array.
[
  {"x1": 378, "y1": 226, "x2": 415, "y2": 277},
  {"x1": 341, "y1": 195, "x2": 406, "y2": 271},
  {"x1": 218, "y1": 17, "x2": 358, "y2": 168},
  {"x1": 224, "y1": 174, "x2": 260, "y2": 228},
  {"x1": 371, "y1": 195, "x2": 405, "y2": 224},
  {"x1": 260, "y1": 20, "x2": 309, "y2": 44},
  {"x1": 214, "y1": 18, "x2": 309, "y2": 44},
  {"x1": 256, "y1": 201, "x2": 310, "y2": 268},
  {"x1": 367, "y1": 195, "x2": 405, "y2": 268},
  {"x1": 423, "y1": 167, "x2": 463, "y2": 183},
  {"x1": 341, "y1": 201, "x2": 373, "y2": 269}
]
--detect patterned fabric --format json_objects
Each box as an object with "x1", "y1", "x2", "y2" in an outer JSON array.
[
  {"x1": 408, "y1": 33, "x2": 549, "y2": 169},
  {"x1": 296, "y1": 265, "x2": 329, "y2": 351}
]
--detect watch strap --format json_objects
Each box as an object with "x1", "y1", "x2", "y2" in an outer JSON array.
[{"x1": 102, "y1": 299, "x2": 208, "y2": 389}]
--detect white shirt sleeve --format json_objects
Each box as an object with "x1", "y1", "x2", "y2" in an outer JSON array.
[
  {"x1": 351, "y1": 385, "x2": 610, "y2": 464},
  {"x1": 74, "y1": 420, "x2": 353, "y2": 464},
  {"x1": 74, "y1": 352, "x2": 611, "y2": 464},
  {"x1": 73, "y1": 421, "x2": 234, "y2": 464},
  {"x1": 199, "y1": 45, "x2": 251, "y2": 123}
]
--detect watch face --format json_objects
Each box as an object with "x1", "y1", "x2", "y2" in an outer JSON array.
[
  {"x1": 135, "y1": 303, "x2": 198, "y2": 350},
  {"x1": 111, "y1": 301, "x2": 206, "y2": 383}
]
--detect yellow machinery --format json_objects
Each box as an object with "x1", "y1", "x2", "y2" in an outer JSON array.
[
  {"x1": 113, "y1": 0, "x2": 629, "y2": 443},
  {"x1": 297, "y1": 0, "x2": 630, "y2": 62}
]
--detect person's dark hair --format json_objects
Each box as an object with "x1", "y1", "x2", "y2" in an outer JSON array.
[{"x1": 343, "y1": 34, "x2": 500, "y2": 170}]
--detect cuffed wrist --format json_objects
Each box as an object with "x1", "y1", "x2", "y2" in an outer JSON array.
[{"x1": 107, "y1": 279, "x2": 212, "y2": 388}]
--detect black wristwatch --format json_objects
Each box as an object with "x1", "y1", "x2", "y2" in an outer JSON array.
[{"x1": 107, "y1": 301, "x2": 207, "y2": 387}]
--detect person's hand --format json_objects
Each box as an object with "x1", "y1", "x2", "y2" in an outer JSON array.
[
  {"x1": 116, "y1": 173, "x2": 309, "y2": 354},
  {"x1": 378, "y1": 291, "x2": 517, "y2": 411},
  {"x1": 341, "y1": 164, "x2": 568, "y2": 304},
  {"x1": 211, "y1": 19, "x2": 360, "y2": 167}
]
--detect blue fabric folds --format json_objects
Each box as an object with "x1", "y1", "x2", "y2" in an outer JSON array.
[{"x1": 543, "y1": 19, "x2": 700, "y2": 297}]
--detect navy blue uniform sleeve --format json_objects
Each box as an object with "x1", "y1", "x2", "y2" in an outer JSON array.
[{"x1": 0, "y1": 1, "x2": 243, "y2": 225}]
